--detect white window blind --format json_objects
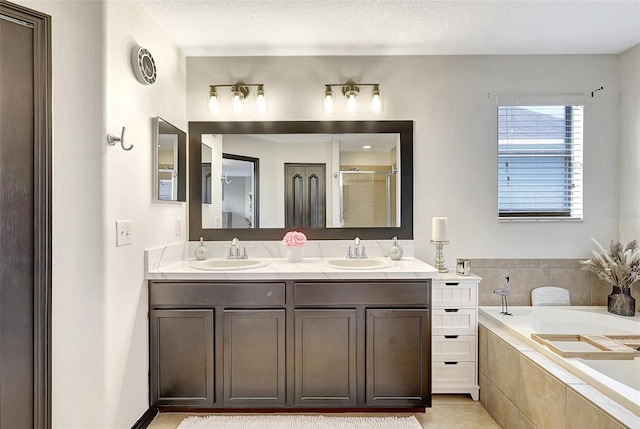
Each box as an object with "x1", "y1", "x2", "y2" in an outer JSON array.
[{"x1": 498, "y1": 104, "x2": 583, "y2": 220}]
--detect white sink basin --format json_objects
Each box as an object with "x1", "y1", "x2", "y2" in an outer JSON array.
[
  {"x1": 321, "y1": 258, "x2": 397, "y2": 270},
  {"x1": 190, "y1": 259, "x2": 270, "y2": 271}
]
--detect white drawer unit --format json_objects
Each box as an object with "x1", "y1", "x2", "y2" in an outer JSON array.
[
  {"x1": 432, "y1": 309, "x2": 477, "y2": 335},
  {"x1": 432, "y1": 282, "x2": 477, "y2": 307},
  {"x1": 432, "y1": 273, "x2": 481, "y2": 400},
  {"x1": 432, "y1": 335, "x2": 477, "y2": 362},
  {"x1": 432, "y1": 361, "x2": 477, "y2": 388}
]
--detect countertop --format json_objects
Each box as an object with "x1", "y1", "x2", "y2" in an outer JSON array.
[{"x1": 147, "y1": 256, "x2": 438, "y2": 281}]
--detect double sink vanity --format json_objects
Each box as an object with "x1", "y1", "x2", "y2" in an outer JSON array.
[{"x1": 146, "y1": 239, "x2": 437, "y2": 411}]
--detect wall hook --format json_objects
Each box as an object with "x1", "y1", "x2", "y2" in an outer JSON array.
[
  {"x1": 107, "y1": 126, "x2": 133, "y2": 151},
  {"x1": 220, "y1": 172, "x2": 232, "y2": 184},
  {"x1": 591, "y1": 86, "x2": 604, "y2": 98}
]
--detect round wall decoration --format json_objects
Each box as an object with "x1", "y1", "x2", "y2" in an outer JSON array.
[{"x1": 131, "y1": 46, "x2": 157, "y2": 85}]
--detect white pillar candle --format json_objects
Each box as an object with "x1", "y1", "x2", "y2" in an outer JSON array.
[{"x1": 432, "y1": 217, "x2": 448, "y2": 242}]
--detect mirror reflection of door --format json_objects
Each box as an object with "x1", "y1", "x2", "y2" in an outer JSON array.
[
  {"x1": 221, "y1": 154, "x2": 260, "y2": 228},
  {"x1": 285, "y1": 163, "x2": 326, "y2": 228},
  {"x1": 158, "y1": 133, "x2": 178, "y2": 200},
  {"x1": 201, "y1": 144, "x2": 212, "y2": 204},
  {"x1": 156, "y1": 117, "x2": 187, "y2": 202}
]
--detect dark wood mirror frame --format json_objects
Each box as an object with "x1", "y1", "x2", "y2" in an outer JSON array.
[{"x1": 189, "y1": 120, "x2": 413, "y2": 241}]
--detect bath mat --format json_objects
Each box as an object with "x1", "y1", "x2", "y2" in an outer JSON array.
[{"x1": 176, "y1": 414, "x2": 422, "y2": 429}]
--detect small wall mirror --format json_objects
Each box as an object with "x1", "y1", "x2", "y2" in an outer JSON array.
[
  {"x1": 155, "y1": 117, "x2": 186, "y2": 202},
  {"x1": 189, "y1": 121, "x2": 413, "y2": 241}
]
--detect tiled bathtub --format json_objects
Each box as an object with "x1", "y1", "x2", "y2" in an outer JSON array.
[{"x1": 478, "y1": 306, "x2": 640, "y2": 429}]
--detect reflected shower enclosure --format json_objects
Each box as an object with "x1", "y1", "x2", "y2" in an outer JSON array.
[{"x1": 339, "y1": 167, "x2": 397, "y2": 227}]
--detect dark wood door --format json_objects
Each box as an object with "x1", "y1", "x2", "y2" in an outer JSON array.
[
  {"x1": 0, "y1": 4, "x2": 51, "y2": 427},
  {"x1": 294, "y1": 309, "x2": 357, "y2": 406},
  {"x1": 222, "y1": 309, "x2": 285, "y2": 406},
  {"x1": 284, "y1": 163, "x2": 326, "y2": 228},
  {"x1": 366, "y1": 309, "x2": 431, "y2": 407},
  {"x1": 150, "y1": 309, "x2": 215, "y2": 407}
]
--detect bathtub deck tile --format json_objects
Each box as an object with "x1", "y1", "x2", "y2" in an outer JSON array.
[
  {"x1": 479, "y1": 324, "x2": 488, "y2": 375},
  {"x1": 519, "y1": 414, "x2": 537, "y2": 429},
  {"x1": 566, "y1": 388, "x2": 626, "y2": 429},
  {"x1": 486, "y1": 378, "x2": 521, "y2": 429},
  {"x1": 517, "y1": 354, "x2": 568, "y2": 429},
  {"x1": 486, "y1": 331, "x2": 520, "y2": 401},
  {"x1": 569, "y1": 384, "x2": 640, "y2": 429},
  {"x1": 520, "y1": 350, "x2": 583, "y2": 385}
]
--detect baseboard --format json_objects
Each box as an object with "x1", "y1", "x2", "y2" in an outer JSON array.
[
  {"x1": 131, "y1": 407, "x2": 158, "y2": 429},
  {"x1": 157, "y1": 406, "x2": 426, "y2": 413}
]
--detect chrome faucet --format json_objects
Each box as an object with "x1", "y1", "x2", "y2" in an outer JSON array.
[
  {"x1": 224, "y1": 237, "x2": 248, "y2": 259},
  {"x1": 345, "y1": 237, "x2": 369, "y2": 259}
]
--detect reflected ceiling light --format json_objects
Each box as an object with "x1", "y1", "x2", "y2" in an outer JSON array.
[
  {"x1": 323, "y1": 80, "x2": 383, "y2": 115},
  {"x1": 208, "y1": 81, "x2": 267, "y2": 116},
  {"x1": 362, "y1": 145, "x2": 372, "y2": 149}
]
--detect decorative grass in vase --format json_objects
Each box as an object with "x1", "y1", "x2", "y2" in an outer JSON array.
[{"x1": 581, "y1": 238, "x2": 639, "y2": 316}]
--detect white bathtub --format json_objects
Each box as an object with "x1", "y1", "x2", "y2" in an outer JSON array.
[{"x1": 479, "y1": 306, "x2": 640, "y2": 418}]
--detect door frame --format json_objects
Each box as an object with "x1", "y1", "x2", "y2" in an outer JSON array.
[
  {"x1": 222, "y1": 153, "x2": 260, "y2": 228},
  {"x1": 0, "y1": 2, "x2": 52, "y2": 428}
]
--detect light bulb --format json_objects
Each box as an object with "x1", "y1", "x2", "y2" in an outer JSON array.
[
  {"x1": 370, "y1": 85, "x2": 383, "y2": 114},
  {"x1": 346, "y1": 93, "x2": 358, "y2": 114},
  {"x1": 323, "y1": 87, "x2": 334, "y2": 114},
  {"x1": 208, "y1": 88, "x2": 220, "y2": 116},
  {"x1": 255, "y1": 87, "x2": 267, "y2": 114},
  {"x1": 231, "y1": 91, "x2": 244, "y2": 115}
]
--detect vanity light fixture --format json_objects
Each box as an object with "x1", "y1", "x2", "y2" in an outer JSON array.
[
  {"x1": 208, "y1": 81, "x2": 267, "y2": 116},
  {"x1": 323, "y1": 80, "x2": 383, "y2": 115}
]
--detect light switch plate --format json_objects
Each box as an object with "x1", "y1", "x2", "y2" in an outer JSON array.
[
  {"x1": 175, "y1": 217, "x2": 182, "y2": 236},
  {"x1": 116, "y1": 220, "x2": 133, "y2": 246}
]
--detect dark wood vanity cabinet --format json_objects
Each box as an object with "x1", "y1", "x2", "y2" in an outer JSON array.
[
  {"x1": 294, "y1": 309, "x2": 357, "y2": 406},
  {"x1": 222, "y1": 309, "x2": 286, "y2": 406},
  {"x1": 148, "y1": 279, "x2": 431, "y2": 410},
  {"x1": 149, "y1": 309, "x2": 214, "y2": 407},
  {"x1": 366, "y1": 309, "x2": 431, "y2": 406}
]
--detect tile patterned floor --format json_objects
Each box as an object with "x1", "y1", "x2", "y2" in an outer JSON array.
[{"x1": 147, "y1": 395, "x2": 500, "y2": 429}]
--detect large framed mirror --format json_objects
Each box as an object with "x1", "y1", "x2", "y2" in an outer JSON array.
[
  {"x1": 155, "y1": 117, "x2": 187, "y2": 202},
  {"x1": 189, "y1": 121, "x2": 413, "y2": 240}
]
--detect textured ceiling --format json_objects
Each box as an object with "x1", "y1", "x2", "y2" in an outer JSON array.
[{"x1": 139, "y1": 0, "x2": 640, "y2": 56}]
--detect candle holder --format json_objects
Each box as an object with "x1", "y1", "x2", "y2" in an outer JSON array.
[{"x1": 430, "y1": 240, "x2": 449, "y2": 273}]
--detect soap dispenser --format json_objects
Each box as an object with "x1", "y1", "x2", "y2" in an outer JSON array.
[
  {"x1": 389, "y1": 236, "x2": 403, "y2": 260},
  {"x1": 194, "y1": 237, "x2": 208, "y2": 260}
]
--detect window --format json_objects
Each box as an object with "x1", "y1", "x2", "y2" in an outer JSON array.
[{"x1": 498, "y1": 104, "x2": 583, "y2": 220}]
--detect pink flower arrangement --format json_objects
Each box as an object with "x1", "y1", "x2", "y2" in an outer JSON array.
[{"x1": 282, "y1": 231, "x2": 307, "y2": 247}]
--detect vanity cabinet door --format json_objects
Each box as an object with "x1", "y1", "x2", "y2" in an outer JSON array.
[
  {"x1": 150, "y1": 309, "x2": 214, "y2": 407},
  {"x1": 222, "y1": 310, "x2": 286, "y2": 406},
  {"x1": 294, "y1": 309, "x2": 357, "y2": 406},
  {"x1": 366, "y1": 309, "x2": 431, "y2": 407}
]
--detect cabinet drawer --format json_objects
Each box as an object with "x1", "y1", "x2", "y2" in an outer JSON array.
[
  {"x1": 149, "y1": 282, "x2": 286, "y2": 306},
  {"x1": 432, "y1": 361, "x2": 476, "y2": 387},
  {"x1": 432, "y1": 281, "x2": 477, "y2": 308},
  {"x1": 295, "y1": 281, "x2": 429, "y2": 306},
  {"x1": 432, "y1": 335, "x2": 476, "y2": 362},
  {"x1": 432, "y1": 308, "x2": 477, "y2": 335}
]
